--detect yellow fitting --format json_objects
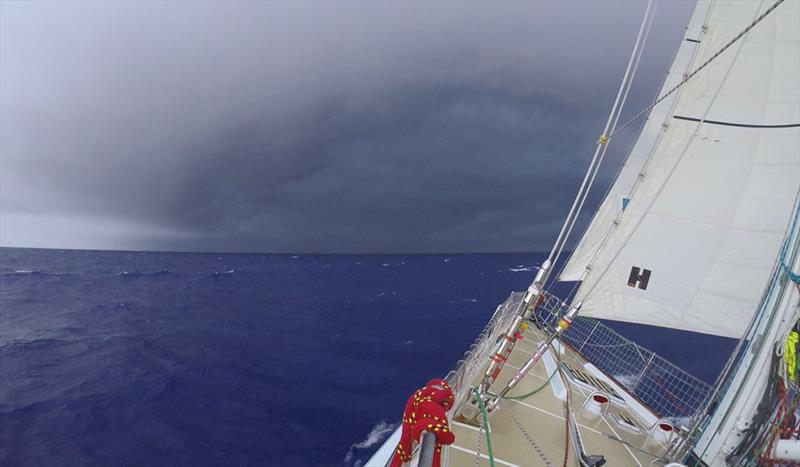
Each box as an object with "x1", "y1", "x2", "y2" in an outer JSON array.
[
  {"x1": 598, "y1": 134, "x2": 608, "y2": 145},
  {"x1": 518, "y1": 322, "x2": 529, "y2": 332}
]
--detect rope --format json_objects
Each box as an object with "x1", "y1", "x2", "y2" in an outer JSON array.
[
  {"x1": 474, "y1": 388, "x2": 495, "y2": 467},
  {"x1": 606, "y1": 0, "x2": 787, "y2": 141},
  {"x1": 486, "y1": 364, "x2": 560, "y2": 400}
]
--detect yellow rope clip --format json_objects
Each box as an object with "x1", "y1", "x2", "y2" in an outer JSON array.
[
  {"x1": 598, "y1": 134, "x2": 608, "y2": 145},
  {"x1": 518, "y1": 322, "x2": 529, "y2": 332}
]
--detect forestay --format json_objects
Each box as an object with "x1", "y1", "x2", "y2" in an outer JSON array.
[{"x1": 559, "y1": 0, "x2": 800, "y2": 338}]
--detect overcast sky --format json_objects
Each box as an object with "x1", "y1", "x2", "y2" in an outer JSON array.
[{"x1": 0, "y1": 0, "x2": 695, "y2": 253}]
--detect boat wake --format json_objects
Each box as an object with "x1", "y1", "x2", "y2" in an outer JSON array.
[{"x1": 343, "y1": 421, "x2": 397, "y2": 467}]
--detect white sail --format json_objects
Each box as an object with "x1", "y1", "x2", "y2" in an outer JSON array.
[
  {"x1": 558, "y1": 1, "x2": 713, "y2": 282},
  {"x1": 562, "y1": 0, "x2": 800, "y2": 338}
]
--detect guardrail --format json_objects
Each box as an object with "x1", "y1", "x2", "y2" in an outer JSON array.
[
  {"x1": 533, "y1": 293, "x2": 713, "y2": 420},
  {"x1": 443, "y1": 292, "x2": 524, "y2": 415}
]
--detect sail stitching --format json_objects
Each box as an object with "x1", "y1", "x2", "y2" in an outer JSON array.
[
  {"x1": 673, "y1": 115, "x2": 800, "y2": 129},
  {"x1": 606, "y1": 0, "x2": 787, "y2": 141}
]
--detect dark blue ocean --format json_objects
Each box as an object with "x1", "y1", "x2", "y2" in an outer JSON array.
[{"x1": 0, "y1": 248, "x2": 735, "y2": 466}]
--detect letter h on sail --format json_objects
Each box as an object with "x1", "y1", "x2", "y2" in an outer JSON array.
[{"x1": 627, "y1": 266, "x2": 651, "y2": 290}]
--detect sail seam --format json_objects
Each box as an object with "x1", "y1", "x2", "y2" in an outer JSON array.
[
  {"x1": 607, "y1": 0, "x2": 788, "y2": 141},
  {"x1": 673, "y1": 115, "x2": 800, "y2": 128}
]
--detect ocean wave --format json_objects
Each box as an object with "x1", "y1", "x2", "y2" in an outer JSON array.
[
  {"x1": 343, "y1": 421, "x2": 397, "y2": 467},
  {"x1": 0, "y1": 337, "x2": 91, "y2": 355},
  {"x1": 212, "y1": 269, "x2": 236, "y2": 276},
  {"x1": 1, "y1": 270, "x2": 65, "y2": 278},
  {"x1": 117, "y1": 270, "x2": 175, "y2": 278},
  {"x1": 450, "y1": 298, "x2": 479, "y2": 304},
  {"x1": 508, "y1": 265, "x2": 536, "y2": 272}
]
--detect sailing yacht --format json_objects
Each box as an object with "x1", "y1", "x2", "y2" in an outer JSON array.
[{"x1": 368, "y1": 0, "x2": 799, "y2": 465}]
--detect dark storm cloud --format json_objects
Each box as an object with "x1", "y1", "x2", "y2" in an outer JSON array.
[{"x1": 0, "y1": 1, "x2": 694, "y2": 252}]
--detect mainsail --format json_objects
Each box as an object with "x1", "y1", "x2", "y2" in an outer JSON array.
[{"x1": 559, "y1": 0, "x2": 800, "y2": 338}]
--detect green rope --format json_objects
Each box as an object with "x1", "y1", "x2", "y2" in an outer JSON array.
[
  {"x1": 505, "y1": 366, "x2": 560, "y2": 400},
  {"x1": 474, "y1": 388, "x2": 495, "y2": 467},
  {"x1": 485, "y1": 365, "x2": 560, "y2": 401}
]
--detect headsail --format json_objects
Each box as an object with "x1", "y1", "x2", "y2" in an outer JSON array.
[{"x1": 559, "y1": 0, "x2": 800, "y2": 338}]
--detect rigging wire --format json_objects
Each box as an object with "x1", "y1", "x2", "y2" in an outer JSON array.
[
  {"x1": 486, "y1": 363, "x2": 559, "y2": 400},
  {"x1": 605, "y1": 0, "x2": 787, "y2": 141},
  {"x1": 575, "y1": 0, "x2": 765, "y2": 305},
  {"x1": 542, "y1": 0, "x2": 656, "y2": 274},
  {"x1": 546, "y1": 0, "x2": 708, "y2": 295},
  {"x1": 547, "y1": 0, "x2": 658, "y2": 279},
  {"x1": 549, "y1": 0, "x2": 787, "y2": 298},
  {"x1": 550, "y1": 0, "x2": 796, "y2": 459}
]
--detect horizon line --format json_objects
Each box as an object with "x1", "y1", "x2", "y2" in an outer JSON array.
[{"x1": 0, "y1": 245, "x2": 558, "y2": 256}]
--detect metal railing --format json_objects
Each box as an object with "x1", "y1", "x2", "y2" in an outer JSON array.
[
  {"x1": 416, "y1": 291, "x2": 713, "y2": 467},
  {"x1": 533, "y1": 293, "x2": 713, "y2": 420},
  {"x1": 444, "y1": 292, "x2": 524, "y2": 414}
]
